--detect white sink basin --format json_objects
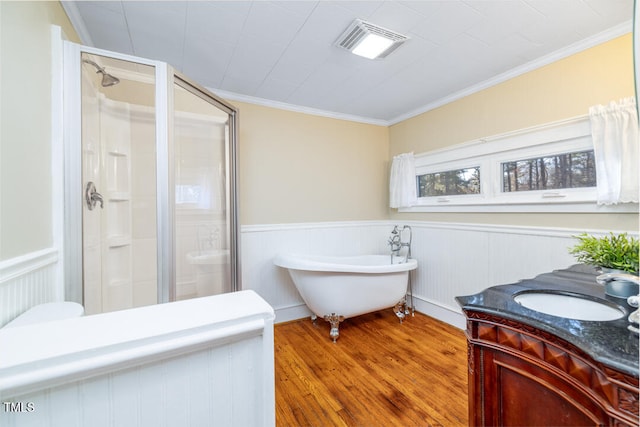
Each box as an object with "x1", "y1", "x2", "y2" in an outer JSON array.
[{"x1": 514, "y1": 292, "x2": 625, "y2": 321}]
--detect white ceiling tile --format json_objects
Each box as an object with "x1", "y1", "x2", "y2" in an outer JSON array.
[
  {"x1": 490, "y1": 32, "x2": 539, "y2": 61},
  {"x1": 329, "y1": 1, "x2": 384, "y2": 18},
  {"x1": 184, "y1": 2, "x2": 249, "y2": 44},
  {"x1": 255, "y1": 77, "x2": 300, "y2": 102},
  {"x1": 367, "y1": 1, "x2": 427, "y2": 32},
  {"x1": 583, "y1": 0, "x2": 634, "y2": 21},
  {"x1": 516, "y1": 16, "x2": 583, "y2": 50},
  {"x1": 219, "y1": 74, "x2": 263, "y2": 95},
  {"x1": 409, "y1": 1, "x2": 483, "y2": 45},
  {"x1": 524, "y1": 0, "x2": 632, "y2": 38},
  {"x1": 297, "y1": 2, "x2": 362, "y2": 45},
  {"x1": 123, "y1": 1, "x2": 187, "y2": 67},
  {"x1": 182, "y1": 40, "x2": 235, "y2": 88},
  {"x1": 71, "y1": 0, "x2": 633, "y2": 122},
  {"x1": 75, "y1": 2, "x2": 134, "y2": 54},
  {"x1": 223, "y1": 35, "x2": 288, "y2": 86},
  {"x1": 271, "y1": 1, "x2": 320, "y2": 16},
  {"x1": 267, "y1": 56, "x2": 320, "y2": 86},
  {"x1": 242, "y1": 2, "x2": 311, "y2": 45},
  {"x1": 464, "y1": 1, "x2": 546, "y2": 46},
  {"x1": 399, "y1": 1, "x2": 445, "y2": 17},
  {"x1": 348, "y1": 83, "x2": 418, "y2": 120}
]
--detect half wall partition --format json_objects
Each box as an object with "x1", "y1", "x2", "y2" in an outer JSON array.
[{"x1": 64, "y1": 43, "x2": 239, "y2": 314}]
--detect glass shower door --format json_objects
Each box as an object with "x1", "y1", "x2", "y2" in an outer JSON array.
[{"x1": 173, "y1": 76, "x2": 235, "y2": 299}]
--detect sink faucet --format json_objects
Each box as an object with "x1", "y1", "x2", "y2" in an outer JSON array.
[
  {"x1": 627, "y1": 295, "x2": 640, "y2": 335},
  {"x1": 596, "y1": 272, "x2": 640, "y2": 286},
  {"x1": 597, "y1": 272, "x2": 640, "y2": 334}
]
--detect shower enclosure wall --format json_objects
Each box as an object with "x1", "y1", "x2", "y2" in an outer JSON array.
[{"x1": 64, "y1": 43, "x2": 239, "y2": 315}]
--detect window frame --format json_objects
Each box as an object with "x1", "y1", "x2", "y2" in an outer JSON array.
[{"x1": 404, "y1": 116, "x2": 637, "y2": 213}]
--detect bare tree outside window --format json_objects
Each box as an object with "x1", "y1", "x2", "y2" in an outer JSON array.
[
  {"x1": 502, "y1": 150, "x2": 596, "y2": 192},
  {"x1": 418, "y1": 166, "x2": 480, "y2": 197}
]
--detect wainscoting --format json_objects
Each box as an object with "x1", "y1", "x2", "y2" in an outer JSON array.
[
  {"x1": 241, "y1": 221, "x2": 618, "y2": 328},
  {"x1": 3, "y1": 222, "x2": 631, "y2": 330},
  {"x1": 0, "y1": 248, "x2": 62, "y2": 328}
]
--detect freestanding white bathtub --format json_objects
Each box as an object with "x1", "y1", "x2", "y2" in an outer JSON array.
[{"x1": 274, "y1": 254, "x2": 418, "y2": 342}]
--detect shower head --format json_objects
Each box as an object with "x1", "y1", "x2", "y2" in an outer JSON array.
[
  {"x1": 82, "y1": 59, "x2": 120, "y2": 87},
  {"x1": 100, "y1": 72, "x2": 120, "y2": 87}
]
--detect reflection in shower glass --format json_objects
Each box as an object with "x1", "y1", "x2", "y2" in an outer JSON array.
[
  {"x1": 80, "y1": 53, "x2": 157, "y2": 315},
  {"x1": 173, "y1": 80, "x2": 231, "y2": 300}
]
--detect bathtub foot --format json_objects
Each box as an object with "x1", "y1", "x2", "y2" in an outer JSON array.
[
  {"x1": 311, "y1": 314, "x2": 318, "y2": 325},
  {"x1": 394, "y1": 299, "x2": 407, "y2": 324},
  {"x1": 324, "y1": 313, "x2": 344, "y2": 343}
]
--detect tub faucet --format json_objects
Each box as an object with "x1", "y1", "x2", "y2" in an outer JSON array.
[
  {"x1": 388, "y1": 226, "x2": 402, "y2": 262},
  {"x1": 400, "y1": 225, "x2": 412, "y2": 263},
  {"x1": 388, "y1": 225, "x2": 413, "y2": 264},
  {"x1": 597, "y1": 272, "x2": 640, "y2": 334}
]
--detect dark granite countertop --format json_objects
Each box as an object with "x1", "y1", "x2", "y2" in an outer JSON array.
[{"x1": 455, "y1": 264, "x2": 639, "y2": 378}]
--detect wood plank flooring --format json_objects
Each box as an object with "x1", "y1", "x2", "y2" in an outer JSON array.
[{"x1": 274, "y1": 309, "x2": 468, "y2": 427}]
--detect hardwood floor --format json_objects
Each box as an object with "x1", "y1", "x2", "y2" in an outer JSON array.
[{"x1": 274, "y1": 309, "x2": 468, "y2": 427}]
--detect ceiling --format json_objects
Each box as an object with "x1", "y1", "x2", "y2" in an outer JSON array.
[{"x1": 63, "y1": 1, "x2": 634, "y2": 125}]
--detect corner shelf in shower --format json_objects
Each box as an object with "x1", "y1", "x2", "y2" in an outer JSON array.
[
  {"x1": 106, "y1": 150, "x2": 130, "y2": 195},
  {"x1": 107, "y1": 235, "x2": 131, "y2": 248},
  {"x1": 107, "y1": 150, "x2": 128, "y2": 157}
]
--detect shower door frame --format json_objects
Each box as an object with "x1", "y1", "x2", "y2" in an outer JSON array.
[{"x1": 63, "y1": 42, "x2": 240, "y2": 307}]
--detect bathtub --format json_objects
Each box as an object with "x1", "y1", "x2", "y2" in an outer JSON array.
[{"x1": 274, "y1": 254, "x2": 417, "y2": 342}]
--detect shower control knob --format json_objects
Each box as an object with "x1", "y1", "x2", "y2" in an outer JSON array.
[{"x1": 85, "y1": 181, "x2": 104, "y2": 210}]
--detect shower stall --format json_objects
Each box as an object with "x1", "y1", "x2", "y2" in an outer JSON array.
[{"x1": 63, "y1": 43, "x2": 239, "y2": 315}]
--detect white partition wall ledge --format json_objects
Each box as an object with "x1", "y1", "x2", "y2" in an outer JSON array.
[{"x1": 0, "y1": 291, "x2": 275, "y2": 427}]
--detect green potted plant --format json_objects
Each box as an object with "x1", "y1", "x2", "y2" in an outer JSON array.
[{"x1": 569, "y1": 232, "x2": 639, "y2": 298}]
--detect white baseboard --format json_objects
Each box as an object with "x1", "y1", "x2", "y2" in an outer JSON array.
[
  {"x1": 273, "y1": 297, "x2": 466, "y2": 330},
  {"x1": 274, "y1": 303, "x2": 312, "y2": 324},
  {"x1": 411, "y1": 296, "x2": 466, "y2": 330}
]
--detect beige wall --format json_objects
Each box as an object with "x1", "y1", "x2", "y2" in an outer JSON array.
[
  {"x1": 0, "y1": 1, "x2": 79, "y2": 260},
  {"x1": 236, "y1": 102, "x2": 389, "y2": 225},
  {"x1": 1, "y1": 2, "x2": 636, "y2": 260},
  {"x1": 389, "y1": 34, "x2": 638, "y2": 231}
]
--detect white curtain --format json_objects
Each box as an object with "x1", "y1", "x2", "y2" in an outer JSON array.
[
  {"x1": 389, "y1": 152, "x2": 417, "y2": 208},
  {"x1": 589, "y1": 97, "x2": 639, "y2": 205}
]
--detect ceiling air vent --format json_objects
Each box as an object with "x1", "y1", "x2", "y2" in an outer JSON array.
[{"x1": 335, "y1": 19, "x2": 409, "y2": 59}]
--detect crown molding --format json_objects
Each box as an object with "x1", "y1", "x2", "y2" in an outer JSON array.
[
  {"x1": 208, "y1": 89, "x2": 390, "y2": 126},
  {"x1": 60, "y1": 1, "x2": 94, "y2": 46}
]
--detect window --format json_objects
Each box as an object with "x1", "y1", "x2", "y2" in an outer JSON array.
[
  {"x1": 502, "y1": 150, "x2": 596, "y2": 192},
  {"x1": 404, "y1": 116, "x2": 635, "y2": 213},
  {"x1": 418, "y1": 166, "x2": 480, "y2": 197}
]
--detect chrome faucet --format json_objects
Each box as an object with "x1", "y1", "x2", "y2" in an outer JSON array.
[
  {"x1": 628, "y1": 295, "x2": 640, "y2": 334},
  {"x1": 597, "y1": 272, "x2": 640, "y2": 334},
  {"x1": 400, "y1": 225, "x2": 412, "y2": 263},
  {"x1": 388, "y1": 226, "x2": 402, "y2": 261},
  {"x1": 596, "y1": 272, "x2": 640, "y2": 286},
  {"x1": 388, "y1": 225, "x2": 412, "y2": 264},
  {"x1": 85, "y1": 181, "x2": 104, "y2": 210}
]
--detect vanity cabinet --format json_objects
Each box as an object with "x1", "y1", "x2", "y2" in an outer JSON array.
[{"x1": 464, "y1": 312, "x2": 639, "y2": 426}]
